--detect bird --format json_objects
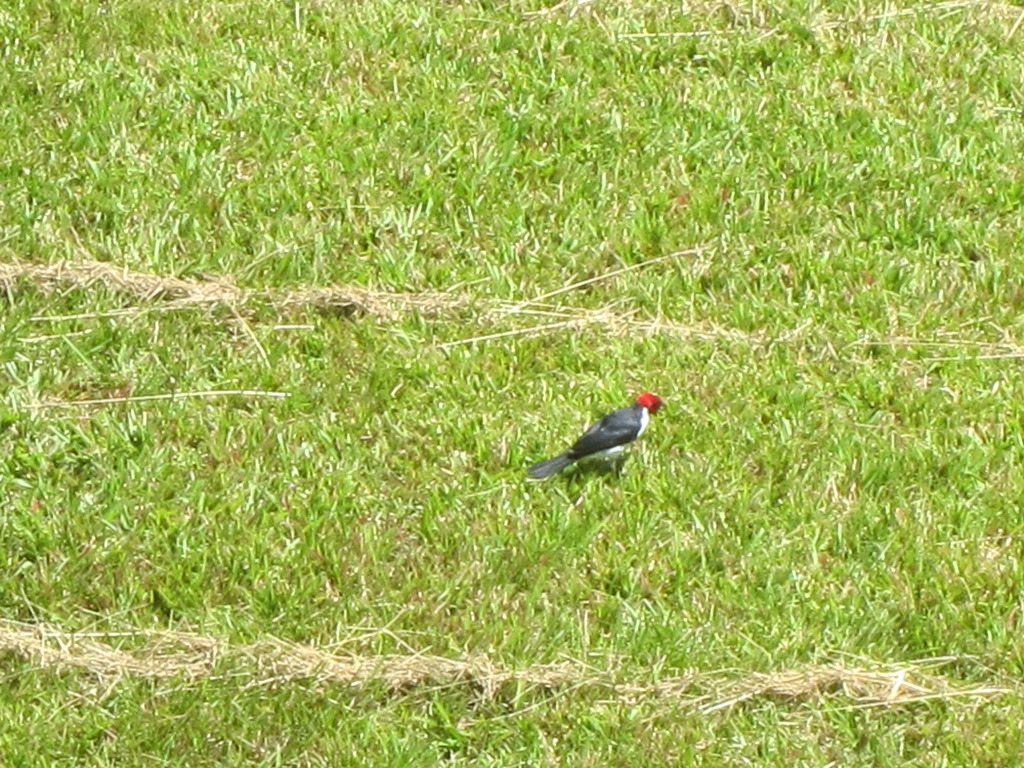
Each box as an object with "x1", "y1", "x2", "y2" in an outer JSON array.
[{"x1": 527, "y1": 392, "x2": 664, "y2": 480}]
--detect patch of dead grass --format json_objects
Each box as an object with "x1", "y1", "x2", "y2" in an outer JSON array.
[
  {"x1": 0, "y1": 621, "x2": 1009, "y2": 712},
  {"x1": 5, "y1": 256, "x2": 1024, "y2": 359},
  {"x1": 1, "y1": 253, "x2": 746, "y2": 347},
  {"x1": 0, "y1": 258, "x2": 464, "y2": 321}
]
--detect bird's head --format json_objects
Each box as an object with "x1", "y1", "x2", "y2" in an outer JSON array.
[{"x1": 635, "y1": 392, "x2": 664, "y2": 414}]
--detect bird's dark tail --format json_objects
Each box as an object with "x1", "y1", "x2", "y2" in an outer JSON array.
[{"x1": 527, "y1": 453, "x2": 575, "y2": 480}]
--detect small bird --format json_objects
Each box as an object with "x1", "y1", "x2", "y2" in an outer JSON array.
[{"x1": 527, "y1": 392, "x2": 664, "y2": 480}]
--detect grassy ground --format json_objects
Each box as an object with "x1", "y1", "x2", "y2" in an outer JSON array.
[{"x1": 3, "y1": 0, "x2": 1024, "y2": 763}]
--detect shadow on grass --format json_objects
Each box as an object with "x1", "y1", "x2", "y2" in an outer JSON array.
[{"x1": 528, "y1": 454, "x2": 633, "y2": 485}]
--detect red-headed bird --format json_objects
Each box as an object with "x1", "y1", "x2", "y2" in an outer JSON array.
[{"x1": 527, "y1": 392, "x2": 664, "y2": 480}]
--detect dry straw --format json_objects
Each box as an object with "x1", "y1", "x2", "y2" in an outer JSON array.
[
  {"x1": 0, "y1": 259, "x2": 466, "y2": 322},
  {"x1": 2, "y1": 252, "x2": 745, "y2": 348},
  {"x1": 5, "y1": 256, "x2": 1020, "y2": 357},
  {"x1": 0, "y1": 621, "x2": 1008, "y2": 712}
]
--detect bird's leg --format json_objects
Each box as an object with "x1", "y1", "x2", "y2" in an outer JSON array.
[{"x1": 613, "y1": 452, "x2": 629, "y2": 477}]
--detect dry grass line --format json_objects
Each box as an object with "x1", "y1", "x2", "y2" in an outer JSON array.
[
  {"x1": 0, "y1": 622, "x2": 1009, "y2": 711},
  {"x1": 5, "y1": 257, "x2": 1021, "y2": 355},
  {"x1": 0, "y1": 259, "x2": 466, "y2": 322},
  {"x1": 4, "y1": 254, "x2": 744, "y2": 347},
  {"x1": 0, "y1": 624, "x2": 218, "y2": 681},
  {"x1": 0, "y1": 259, "x2": 246, "y2": 306},
  {"x1": 437, "y1": 307, "x2": 757, "y2": 349},
  {"x1": 694, "y1": 663, "x2": 1010, "y2": 713},
  {"x1": 246, "y1": 640, "x2": 580, "y2": 698},
  {"x1": 279, "y1": 285, "x2": 467, "y2": 320}
]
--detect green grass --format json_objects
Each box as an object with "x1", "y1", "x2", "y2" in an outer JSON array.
[{"x1": 3, "y1": 0, "x2": 1024, "y2": 763}]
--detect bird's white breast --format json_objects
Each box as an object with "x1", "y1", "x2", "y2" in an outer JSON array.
[{"x1": 635, "y1": 406, "x2": 650, "y2": 437}]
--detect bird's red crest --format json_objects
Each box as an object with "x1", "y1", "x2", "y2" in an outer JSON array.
[{"x1": 635, "y1": 392, "x2": 664, "y2": 413}]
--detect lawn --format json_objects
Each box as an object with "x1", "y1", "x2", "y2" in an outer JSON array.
[{"x1": 2, "y1": 0, "x2": 1024, "y2": 764}]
